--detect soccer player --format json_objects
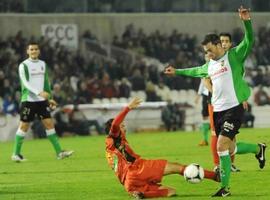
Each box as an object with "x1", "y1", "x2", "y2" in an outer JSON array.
[
  {"x1": 164, "y1": 6, "x2": 266, "y2": 197},
  {"x1": 196, "y1": 79, "x2": 210, "y2": 146},
  {"x1": 11, "y1": 42, "x2": 74, "y2": 162},
  {"x1": 195, "y1": 53, "x2": 212, "y2": 147},
  {"x1": 105, "y1": 97, "x2": 220, "y2": 199},
  {"x1": 213, "y1": 32, "x2": 240, "y2": 172}
]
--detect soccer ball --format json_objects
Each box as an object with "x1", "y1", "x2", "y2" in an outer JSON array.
[{"x1": 183, "y1": 163, "x2": 204, "y2": 183}]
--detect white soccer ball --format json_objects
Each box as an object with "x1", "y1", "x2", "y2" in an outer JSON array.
[{"x1": 183, "y1": 163, "x2": 204, "y2": 184}]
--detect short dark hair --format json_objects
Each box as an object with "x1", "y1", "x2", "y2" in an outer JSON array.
[
  {"x1": 105, "y1": 118, "x2": 114, "y2": 135},
  {"x1": 201, "y1": 33, "x2": 221, "y2": 45},
  {"x1": 219, "y1": 32, "x2": 232, "y2": 42},
  {"x1": 27, "y1": 42, "x2": 39, "y2": 49}
]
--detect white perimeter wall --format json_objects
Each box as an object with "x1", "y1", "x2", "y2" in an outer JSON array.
[{"x1": 0, "y1": 103, "x2": 269, "y2": 142}]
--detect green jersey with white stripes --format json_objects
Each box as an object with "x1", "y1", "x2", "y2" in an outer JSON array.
[
  {"x1": 175, "y1": 20, "x2": 253, "y2": 112},
  {"x1": 19, "y1": 58, "x2": 51, "y2": 102}
]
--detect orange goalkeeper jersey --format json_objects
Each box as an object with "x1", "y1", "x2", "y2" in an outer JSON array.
[{"x1": 105, "y1": 107, "x2": 140, "y2": 184}]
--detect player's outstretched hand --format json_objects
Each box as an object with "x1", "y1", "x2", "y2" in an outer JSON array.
[
  {"x1": 238, "y1": 6, "x2": 251, "y2": 21},
  {"x1": 39, "y1": 91, "x2": 50, "y2": 100},
  {"x1": 128, "y1": 97, "x2": 142, "y2": 110},
  {"x1": 164, "y1": 65, "x2": 176, "y2": 75},
  {"x1": 49, "y1": 99, "x2": 58, "y2": 110}
]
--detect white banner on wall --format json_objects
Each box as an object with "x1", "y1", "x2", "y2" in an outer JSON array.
[{"x1": 41, "y1": 24, "x2": 78, "y2": 49}]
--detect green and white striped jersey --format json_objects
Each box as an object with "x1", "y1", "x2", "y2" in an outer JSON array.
[
  {"x1": 19, "y1": 58, "x2": 51, "y2": 102},
  {"x1": 175, "y1": 20, "x2": 253, "y2": 112}
]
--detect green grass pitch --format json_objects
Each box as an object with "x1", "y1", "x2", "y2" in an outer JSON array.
[{"x1": 0, "y1": 128, "x2": 269, "y2": 199}]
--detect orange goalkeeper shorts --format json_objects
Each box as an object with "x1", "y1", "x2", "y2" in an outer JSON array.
[{"x1": 124, "y1": 158, "x2": 168, "y2": 197}]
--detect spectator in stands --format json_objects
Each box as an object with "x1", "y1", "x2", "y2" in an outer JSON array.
[
  {"x1": 82, "y1": 30, "x2": 97, "y2": 41},
  {"x1": 87, "y1": 73, "x2": 101, "y2": 99},
  {"x1": 253, "y1": 69, "x2": 264, "y2": 86},
  {"x1": 31, "y1": 119, "x2": 47, "y2": 138},
  {"x1": 242, "y1": 103, "x2": 255, "y2": 128},
  {"x1": 54, "y1": 108, "x2": 74, "y2": 137},
  {"x1": 76, "y1": 81, "x2": 92, "y2": 104},
  {"x1": 0, "y1": 70, "x2": 5, "y2": 97},
  {"x1": 3, "y1": 78, "x2": 13, "y2": 96},
  {"x1": 254, "y1": 85, "x2": 270, "y2": 106},
  {"x1": 69, "y1": 105, "x2": 103, "y2": 135},
  {"x1": 112, "y1": 36, "x2": 122, "y2": 47},
  {"x1": 2, "y1": 94, "x2": 18, "y2": 115},
  {"x1": 145, "y1": 81, "x2": 161, "y2": 102},
  {"x1": 52, "y1": 83, "x2": 67, "y2": 106},
  {"x1": 99, "y1": 73, "x2": 119, "y2": 98},
  {"x1": 155, "y1": 81, "x2": 171, "y2": 101},
  {"x1": 129, "y1": 68, "x2": 146, "y2": 91},
  {"x1": 161, "y1": 100, "x2": 182, "y2": 131},
  {"x1": 0, "y1": 24, "x2": 269, "y2": 110},
  {"x1": 118, "y1": 78, "x2": 131, "y2": 98}
]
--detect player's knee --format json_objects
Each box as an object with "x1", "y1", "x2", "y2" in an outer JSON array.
[
  {"x1": 167, "y1": 188, "x2": 176, "y2": 197},
  {"x1": 19, "y1": 122, "x2": 30, "y2": 132},
  {"x1": 42, "y1": 118, "x2": 54, "y2": 129},
  {"x1": 217, "y1": 137, "x2": 231, "y2": 151}
]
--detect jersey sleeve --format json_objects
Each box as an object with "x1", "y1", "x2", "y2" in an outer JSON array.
[
  {"x1": 19, "y1": 63, "x2": 40, "y2": 95},
  {"x1": 233, "y1": 20, "x2": 254, "y2": 62},
  {"x1": 44, "y1": 63, "x2": 52, "y2": 99},
  {"x1": 109, "y1": 107, "x2": 130, "y2": 138},
  {"x1": 175, "y1": 63, "x2": 209, "y2": 78}
]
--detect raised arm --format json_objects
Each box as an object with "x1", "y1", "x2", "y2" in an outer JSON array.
[
  {"x1": 164, "y1": 63, "x2": 209, "y2": 78},
  {"x1": 234, "y1": 6, "x2": 254, "y2": 61},
  {"x1": 109, "y1": 97, "x2": 142, "y2": 138}
]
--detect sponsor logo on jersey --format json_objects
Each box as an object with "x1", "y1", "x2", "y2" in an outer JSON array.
[{"x1": 212, "y1": 66, "x2": 228, "y2": 77}]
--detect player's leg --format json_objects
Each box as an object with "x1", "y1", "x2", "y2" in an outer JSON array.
[
  {"x1": 232, "y1": 140, "x2": 266, "y2": 169},
  {"x1": 39, "y1": 101, "x2": 73, "y2": 159},
  {"x1": 208, "y1": 104, "x2": 219, "y2": 169},
  {"x1": 129, "y1": 185, "x2": 175, "y2": 199},
  {"x1": 12, "y1": 102, "x2": 34, "y2": 162},
  {"x1": 12, "y1": 121, "x2": 30, "y2": 162},
  {"x1": 42, "y1": 118, "x2": 62, "y2": 154},
  {"x1": 212, "y1": 104, "x2": 246, "y2": 197},
  {"x1": 42, "y1": 118, "x2": 74, "y2": 159},
  {"x1": 230, "y1": 137, "x2": 240, "y2": 172},
  {"x1": 125, "y1": 159, "x2": 173, "y2": 199},
  {"x1": 164, "y1": 162, "x2": 219, "y2": 182},
  {"x1": 159, "y1": 186, "x2": 176, "y2": 197},
  {"x1": 216, "y1": 135, "x2": 232, "y2": 191},
  {"x1": 199, "y1": 95, "x2": 210, "y2": 146}
]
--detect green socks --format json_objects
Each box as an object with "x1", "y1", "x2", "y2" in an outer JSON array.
[
  {"x1": 46, "y1": 129, "x2": 62, "y2": 155},
  {"x1": 218, "y1": 150, "x2": 231, "y2": 188},
  {"x1": 201, "y1": 122, "x2": 210, "y2": 142},
  {"x1": 13, "y1": 130, "x2": 26, "y2": 155},
  {"x1": 235, "y1": 142, "x2": 259, "y2": 154}
]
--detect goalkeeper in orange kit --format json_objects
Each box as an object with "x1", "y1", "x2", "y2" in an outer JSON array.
[{"x1": 105, "y1": 97, "x2": 220, "y2": 199}]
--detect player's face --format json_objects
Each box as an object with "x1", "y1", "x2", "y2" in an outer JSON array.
[
  {"x1": 220, "y1": 36, "x2": 232, "y2": 51},
  {"x1": 203, "y1": 42, "x2": 220, "y2": 60},
  {"x1": 27, "y1": 45, "x2": 40, "y2": 60},
  {"x1": 204, "y1": 52, "x2": 213, "y2": 62}
]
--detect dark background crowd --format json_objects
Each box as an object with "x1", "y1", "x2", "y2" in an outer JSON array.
[{"x1": 1, "y1": 23, "x2": 270, "y2": 115}]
